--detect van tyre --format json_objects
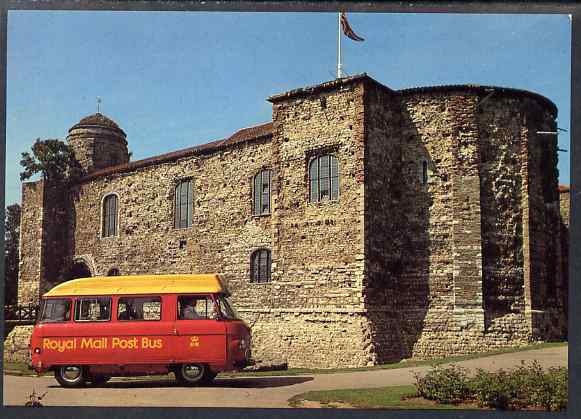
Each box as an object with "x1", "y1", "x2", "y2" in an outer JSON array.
[
  {"x1": 202, "y1": 371, "x2": 218, "y2": 384},
  {"x1": 88, "y1": 375, "x2": 111, "y2": 386},
  {"x1": 175, "y1": 364, "x2": 207, "y2": 385},
  {"x1": 54, "y1": 366, "x2": 86, "y2": 388}
]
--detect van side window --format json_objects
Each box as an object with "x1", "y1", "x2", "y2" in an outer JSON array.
[
  {"x1": 118, "y1": 296, "x2": 161, "y2": 321},
  {"x1": 39, "y1": 299, "x2": 72, "y2": 323},
  {"x1": 177, "y1": 296, "x2": 216, "y2": 320},
  {"x1": 74, "y1": 297, "x2": 111, "y2": 322}
]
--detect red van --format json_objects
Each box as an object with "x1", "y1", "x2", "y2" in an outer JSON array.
[{"x1": 29, "y1": 274, "x2": 253, "y2": 387}]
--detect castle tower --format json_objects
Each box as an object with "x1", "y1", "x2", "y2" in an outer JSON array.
[{"x1": 67, "y1": 113, "x2": 129, "y2": 174}]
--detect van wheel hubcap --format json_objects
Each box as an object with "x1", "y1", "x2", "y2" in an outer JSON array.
[
  {"x1": 62, "y1": 366, "x2": 82, "y2": 382},
  {"x1": 182, "y1": 364, "x2": 203, "y2": 380}
]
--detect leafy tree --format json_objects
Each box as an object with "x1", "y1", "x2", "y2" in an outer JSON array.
[
  {"x1": 20, "y1": 138, "x2": 81, "y2": 182},
  {"x1": 4, "y1": 203, "x2": 21, "y2": 305}
]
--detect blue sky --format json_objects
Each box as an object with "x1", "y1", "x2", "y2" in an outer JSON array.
[{"x1": 5, "y1": 11, "x2": 571, "y2": 205}]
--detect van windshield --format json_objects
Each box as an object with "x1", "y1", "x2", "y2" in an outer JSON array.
[
  {"x1": 39, "y1": 299, "x2": 72, "y2": 323},
  {"x1": 216, "y1": 295, "x2": 241, "y2": 320}
]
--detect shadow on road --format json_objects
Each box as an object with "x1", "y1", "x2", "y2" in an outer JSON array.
[
  {"x1": 47, "y1": 376, "x2": 314, "y2": 390},
  {"x1": 215, "y1": 376, "x2": 314, "y2": 388}
]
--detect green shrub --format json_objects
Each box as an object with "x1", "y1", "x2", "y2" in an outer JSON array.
[
  {"x1": 469, "y1": 369, "x2": 518, "y2": 409},
  {"x1": 547, "y1": 366, "x2": 568, "y2": 411},
  {"x1": 414, "y1": 364, "x2": 471, "y2": 404},
  {"x1": 509, "y1": 361, "x2": 568, "y2": 411},
  {"x1": 414, "y1": 361, "x2": 568, "y2": 411}
]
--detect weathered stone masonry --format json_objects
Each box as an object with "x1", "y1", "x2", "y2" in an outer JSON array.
[{"x1": 17, "y1": 74, "x2": 567, "y2": 367}]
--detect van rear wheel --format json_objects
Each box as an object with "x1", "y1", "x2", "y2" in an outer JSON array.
[
  {"x1": 54, "y1": 366, "x2": 86, "y2": 388},
  {"x1": 175, "y1": 363, "x2": 207, "y2": 385}
]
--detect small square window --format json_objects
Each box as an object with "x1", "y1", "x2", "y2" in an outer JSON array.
[
  {"x1": 118, "y1": 296, "x2": 161, "y2": 321},
  {"x1": 75, "y1": 297, "x2": 111, "y2": 322},
  {"x1": 177, "y1": 296, "x2": 217, "y2": 320}
]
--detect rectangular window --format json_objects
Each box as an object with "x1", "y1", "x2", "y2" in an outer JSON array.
[
  {"x1": 330, "y1": 156, "x2": 339, "y2": 200},
  {"x1": 310, "y1": 160, "x2": 319, "y2": 202},
  {"x1": 259, "y1": 251, "x2": 269, "y2": 282},
  {"x1": 117, "y1": 296, "x2": 162, "y2": 321},
  {"x1": 309, "y1": 154, "x2": 339, "y2": 203},
  {"x1": 110, "y1": 196, "x2": 116, "y2": 234},
  {"x1": 175, "y1": 180, "x2": 193, "y2": 229},
  {"x1": 74, "y1": 297, "x2": 111, "y2": 322},
  {"x1": 102, "y1": 195, "x2": 118, "y2": 237},
  {"x1": 253, "y1": 170, "x2": 272, "y2": 216},
  {"x1": 177, "y1": 295, "x2": 217, "y2": 320},
  {"x1": 261, "y1": 170, "x2": 270, "y2": 213},
  {"x1": 254, "y1": 173, "x2": 262, "y2": 215},
  {"x1": 39, "y1": 299, "x2": 72, "y2": 323},
  {"x1": 252, "y1": 249, "x2": 272, "y2": 283},
  {"x1": 319, "y1": 156, "x2": 330, "y2": 200}
]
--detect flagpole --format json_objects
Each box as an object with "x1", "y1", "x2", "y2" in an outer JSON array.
[{"x1": 337, "y1": 12, "x2": 342, "y2": 79}]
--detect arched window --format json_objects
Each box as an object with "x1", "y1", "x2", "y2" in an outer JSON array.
[
  {"x1": 175, "y1": 179, "x2": 193, "y2": 229},
  {"x1": 107, "y1": 268, "x2": 120, "y2": 276},
  {"x1": 250, "y1": 249, "x2": 271, "y2": 283},
  {"x1": 309, "y1": 155, "x2": 339, "y2": 202},
  {"x1": 102, "y1": 194, "x2": 118, "y2": 237},
  {"x1": 253, "y1": 169, "x2": 272, "y2": 215}
]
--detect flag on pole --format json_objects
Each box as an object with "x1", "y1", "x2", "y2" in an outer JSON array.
[{"x1": 340, "y1": 12, "x2": 365, "y2": 42}]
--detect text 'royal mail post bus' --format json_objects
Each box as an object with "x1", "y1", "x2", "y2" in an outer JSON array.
[{"x1": 29, "y1": 274, "x2": 253, "y2": 387}]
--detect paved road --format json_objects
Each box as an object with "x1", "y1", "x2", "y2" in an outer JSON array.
[{"x1": 3, "y1": 346, "x2": 567, "y2": 408}]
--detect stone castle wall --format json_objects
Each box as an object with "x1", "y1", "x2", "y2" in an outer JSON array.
[
  {"x1": 257, "y1": 81, "x2": 373, "y2": 367},
  {"x1": 360, "y1": 81, "x2": 405, "y2": 362},
  {"x1": 3, "y1": 325, "x2": 34, "y2": 364},
  {"x1": 559, "y1": 187, "x2": 569, "y2": 332},
  {"x1": 560, "y1": 188, "x2": 570, "y2": 227},
  {"x1": 59, "y1": 80, "x2": 376, "y2": 367},
  {"x1": 18, "y1": 182, "x2": 44, "y2": 305},
  {"x1": 476, "y1": 95, "x2": 532, "y2": 346},
  {"x1": 18, "y1": 181, "x2": 69, "y2": 305},
  {"x1": 367, "y1": 89, "x2": 565, "y2": 360},
  {"x1": 521, "y1": 101, "x2": 566, "y2": 338},
  {"x1": 394, "y1": 91, "x2": 488, "y2": 358},
  {"x1": 15, "y1": 75, "x2": 567, "y2": 368}
]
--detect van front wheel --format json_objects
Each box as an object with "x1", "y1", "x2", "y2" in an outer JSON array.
[
  {"x1": 175, "y1": 363, "x2": 206, "y2": 385},
  {"x1": 54, "y1": 366, "x2": 86, "y2": 388}
]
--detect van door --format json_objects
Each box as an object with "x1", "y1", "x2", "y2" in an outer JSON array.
[{"x1": 172, "y1": 294, "x2": 227, "y2": 368}]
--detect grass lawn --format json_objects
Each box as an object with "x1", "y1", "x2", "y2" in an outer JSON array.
[
  {"x1": 3, "y1": 341, "x2": 567, "y2": 378},
  {"x1": 288, "y1": 385, "x2": 479, "y2": 409}
]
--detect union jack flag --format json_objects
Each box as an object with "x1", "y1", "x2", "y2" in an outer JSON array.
[{"x1": 340, "y1": 12, "x2": 365, "y2": 42}]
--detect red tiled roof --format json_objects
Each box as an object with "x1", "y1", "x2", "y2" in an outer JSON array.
[{"x1": 80, "y1": 122, "x2": 273, "y2": 183}]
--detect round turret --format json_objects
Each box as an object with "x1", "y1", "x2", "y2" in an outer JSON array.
[{"x1": 67, "y1": 113, "x2": 129, "y2": 174}]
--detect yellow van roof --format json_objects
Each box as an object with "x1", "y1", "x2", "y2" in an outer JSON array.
[{"x1": 43, "y1": 274, "x2": 228, "y2": 297}]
